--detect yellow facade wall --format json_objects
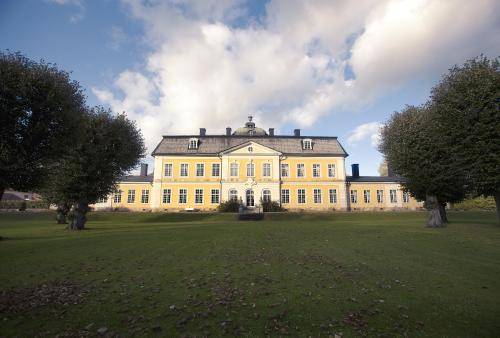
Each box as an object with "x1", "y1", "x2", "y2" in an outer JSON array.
[
  {"x1": 157, "y1": 182, "x2": 221, "y2": 211},
  {"x1": 348, "y1": 182, "x2": 423, "y2": 210},
  {"x1": 280, "y1": 183, "x2": 345, "y2": 211},
  {"x1": 281, "y1": 157, "x2": 344, "y2": 182}
]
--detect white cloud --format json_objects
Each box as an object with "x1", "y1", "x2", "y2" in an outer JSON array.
[
  {"x1": 92, "y1": 0, "x2": 500, "y2": 154},
  {"x1": 107, "y1": 26, "x2": 127, "y2": 51},
  {"x1": 46, "y1": 0, "x2": 86, "y2": 23},
  {"x1": 347, "y1": 122, "x2": 382, "y2": 146}
]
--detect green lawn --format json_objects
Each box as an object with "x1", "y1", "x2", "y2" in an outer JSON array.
[{"x1": 1, "y1": 211, "x2": 499, "y2": 337}]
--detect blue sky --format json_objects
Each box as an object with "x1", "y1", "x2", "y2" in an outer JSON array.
[{"x1": 2, "y1": 0, "x2": 499, "y2": 175}]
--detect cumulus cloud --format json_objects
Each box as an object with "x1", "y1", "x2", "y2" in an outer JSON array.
[
  {"x1": 46, "y1": 0, "x2": 85, "y2": 23},
  {"x1": 92, "y1": 0, "x2": 500, "y2": 153},
  {"x1": 347, "y1": 122, "x2": 382, "y2": 146}
]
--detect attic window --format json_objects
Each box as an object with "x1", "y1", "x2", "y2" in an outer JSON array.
[
  {"x1": 302, "y1": 139, "x2": 313, "y2": 150},
  {"x1": 188, "y1": 138, "x2": 199, "y2": 149}
]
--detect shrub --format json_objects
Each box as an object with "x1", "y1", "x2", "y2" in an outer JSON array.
[
  {"x1": 453, "y1": 197, "x2": 496, "y2": 211},
  {"x1": 18, "y1": 201, "x2": 27, "y2": 211},
  {"x1": 217, "y1": 199, "x2": 241, "y2": 212},
  {"x1": 261, "y1": 199, "x2": 285, "y2": 212}
]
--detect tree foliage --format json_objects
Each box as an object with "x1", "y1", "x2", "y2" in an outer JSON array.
[{"x1": 0, "y1": 51, "x2": 86, "y2": 198}]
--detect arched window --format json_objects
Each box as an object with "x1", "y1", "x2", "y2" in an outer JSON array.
[
  {"x1": 229, "y1": 189, "x2": 238, "y2": 201},
  {"x1": 262, "y1": 189, "x2": 271, "y2": 203},
  {"x1": 246, "y1": 189, "x2": 254, "y2": 207},
  {"x1": 188, "y1": 138, "x2": 199, "y2": 149}
]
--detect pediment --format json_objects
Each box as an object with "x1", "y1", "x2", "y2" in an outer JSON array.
[{"x1": 220, "y1": 141, "x2": 281, "y2": 156}]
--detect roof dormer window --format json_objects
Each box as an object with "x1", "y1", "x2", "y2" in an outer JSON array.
[
  {"x1": 302, "y1": 138, "x2": 312, "y2": 150},
  {"x1": 188, "y1": 138, "x2": 199, "y2": 149}
]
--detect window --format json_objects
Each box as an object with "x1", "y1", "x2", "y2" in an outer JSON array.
[
  {"x1": 377, "y1": 190, "x2": 384, "y2": 203},
  {"x1": 328, "y1": 164, "x2": 336, "y2": 178},
  {"x1": 246, "y1": 189, "x2": 254, "y2": 206},
  {"x1": 298, "y1": 189, "x2": 306, "y2": 204},
  {"x1": 188, "y1": 138, "x2": 198, "y2": 149},
  {"x1": 195, "y1": 189, "x2": 203, "y2": 204},
  {"x1": 211, "y1": 189, "x2": 220, "y2": 204},
  {"x1": 180, "y1": 163, "x2": 189, "y2": 177},
  {"x1": 114, "y1": 190, "x2": 122, "y2": 203},
  {"x1": 297, "y1": 163, "x2": 305, "y2": 177},
  {"x1": 163, "y1": 189, "x2": 171, "y2": 204},
  {"x1": 141, "y1": 189, "x2": 149, "y2": 203},
  {"x1": 263, "y1": 163, "x2": 271, "y2": 177},
  {"x1": 302, "y1": 138, "x2": 312, "y2": 150},
  {"x1": 127, "y1": 190, "x2": 135, "y2": 203},
  {"x1": 229, "y1": 189, "x2": 238, "y2": 201},
  {"x1": 350, "y1": 190, "x2": 358, "y2": 204},
  {"x1": 262, "y1": 189, "x2": 271, "y2": 203},
  {"x1": 403, "y1": 191, "x2": 410, "y2": 203},
  {"x1": 312, "y1": 164, "x2": 321, "y2": 177},
  {"x1": 364, "y1": 190, "x2": 371, "y2": 203},
  {"x1": 329, "y1": 189, "x2": 337, "y2": 203},
  {"x1": 196, "y1": 163, "x2": 204, "y2": 177},
  {"x1": 281, "y1": 163, "x2": 289, "y2": 177},
  {"x1": 247, "y1": 162, "x2": 255, "y2": 177},
  {"x1": 230, "y1": 163, "x2": 238, "y2": 177},
  {"x1": 179, "y1": 189, "x2": 187, "y2": 204},
  {"x1": 281, "y1": 189, "x2": 290, "y2": 204},
  {"x1": 164, "y1": 163, "x2": 173, "y2": 177},
  {"x1": 390, "y1": 189, "x2": 398, "y2": 203},
  {"x1": 97, "y1": 197, "x2": 107, "y2": 203},
  {"x1": 313, "y1": 189, "x2": 322, "y2": 203},
  {"x1": 212, "y1": 163, "x2": 220, "y2": 177}
]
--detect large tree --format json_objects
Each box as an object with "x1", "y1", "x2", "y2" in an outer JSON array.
[
  {"x1": 46, "y1": 107, "x2": 145, "y2": 229},
  {"x1": 379, "y1": 105, "x2": 467, "y2": 227},
  {"x1": 0, "y1": 52, "x2": 86, "y2": 199},
  {"x1": 429, "y1": 56, "x2": 500, "y2": 221}
]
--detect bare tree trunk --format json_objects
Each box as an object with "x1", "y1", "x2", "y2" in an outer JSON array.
[
  {"x1": 426, "y1": 194, "x2": 445, "y2": 228},
  {"x1": 69, "y1": 201, "x2": 89, "y2": 230},
  {"x1": 495, "y1": 191, "x2": 500, "y2": 224},
  {"x1": 0, "y1": 186, "x2": 5, "y2": 201},
  {"x1": 438, "y1": 201, "x2": 448, "y2": 223}
]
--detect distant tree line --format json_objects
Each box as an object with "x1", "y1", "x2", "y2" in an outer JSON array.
[
  {"x1": 0, "y1": 51, "x2": 145, "y2": 229},
  {"x1": 379, "y1": 56, "x2": 499, "y2": 227}
]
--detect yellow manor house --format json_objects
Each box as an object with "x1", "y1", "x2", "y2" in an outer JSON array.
[{"x1": 94, "y1": 117, "x2": 422, "y2": 212}]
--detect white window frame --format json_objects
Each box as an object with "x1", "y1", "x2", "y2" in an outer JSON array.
[
  {"x1": 350, "y1": 190, "x2": 358, "y2": 204},
  {"x1": 329, "y1": 189, "x2": 337, "y2": 203},
  {"x1": 281, "y1": 163, "x2": 289, "y2": 177},
  {"x1": 364, "y1": 190, "x2": 371, "y2": 203},
  {"x1": 377, "y1": 190, "x2": 384, "y2": 203},
  {"x1": 297, "y1": 163, "x2": 305, "y2": 177},
  {"x1": 230, "y1": 163, "x2": 239, "y2": 177},
  {"x1": 262, "y1": 189, "x2": 271, "y2": 203},
  {"x1": 281, "y1": 189, "x2": 290, "y2": 204},
  {"x1": 229, "y1": 189, "x2": 238, "y2": 201},
  {"x1": 328, "y1": 164, "x2": 336, "y2": 178},
  {"x1": 163, "y1": 188, "x2": 171, "y2": 204},
  {"x1": 188, "y1": 138, "x2": 199, "y2": 149},
  {"x1": 114, "y1": 190, "x2": 122, "y2": 203},
  {"x1": 302, "y1": 138, "x2": 312, "y2": 150},
  {"x1": 298, "y1": 189, "x2": 306, "y2": 204},
  {"x1": 390, "y1": 189, "x2": 398, "y2": 203},
  {"x1": 403, "y1": 191, "x2": 410, "y2": 203},
  {"x1": 179, "y1": 188, "x2": 188, "y2": 204},
  {"x1": 164, "y1": 163, "x2": 173, "y2": 177},
  {"x1": 247, "y1": 162, "x2": 255, "y2": 177},
  {"x1": 312, "y1": 164, "x2": 321, "y2": 178},
  {"x1": 211, "y1": 189, "x2": 220, "y2": 204},
  {"x1": 195, "y1": 189, "x2": 203, "y2": 204},
  {"x1": 141, "y1": 189, "x2": 149, "y2": 204},
  {"x1": 211, "y1": 163, "x2": 220, "y2": 177},
  {"x1": 313, "y1": 188, "x2": 322, "y2": 203},
  {"x1": 180, "y1": 163, "x2": 189, "y2": 177},
  {"x1": 127, "y1": 190, "x2": 135, "y2": 203},
  {"x1": 263, "y1": 163, "x2": 271, "y2": 177},
  {"x1": 196, "y1": 163, "x2": 205, "y2": 177}
]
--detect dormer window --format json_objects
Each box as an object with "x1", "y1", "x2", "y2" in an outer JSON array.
[
  {"x1": 188, "y1": 138, "x2": 199, "y2": 149},
  {"x1": 302, "y1": 138, "x2": 312, "y2": 150}
]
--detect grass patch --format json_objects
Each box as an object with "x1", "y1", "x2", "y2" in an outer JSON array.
[{"x1": 1, "y1": 211, "x2": 499, "y2": 336}]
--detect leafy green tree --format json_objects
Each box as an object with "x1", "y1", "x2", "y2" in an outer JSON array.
[
  {"x1": 47, "y1": 107, "x2": 145, "y2": 229},
  {"x1": 0, "y1": 51, "x2": 86, "y2": 199},
  {"x1": 379, "y1": 105, "x2": 467, "y2": 227},
  {"x1": 429, "y1": 56, "x2": 500, "y2": 221}
]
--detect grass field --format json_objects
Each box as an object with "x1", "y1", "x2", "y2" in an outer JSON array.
[{"x1": 1, "y1": 211, "x2": 499, "y2": 337}]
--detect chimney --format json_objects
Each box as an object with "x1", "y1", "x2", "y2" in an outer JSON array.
[
  {"x1": 268, "y1": 128, "x2": 274, "y2": 136},
  {"x1": 199, "y1": 128, "x2": 206, "y2": 136},
  {"x1": 351, "y1": 164, "x2": 359, "y2": 178},
  {"x1": 294, "y1": 129, "x2": 301, "y2": 136},
  {"x1": 226, "y1": 127, "x2": 232, "y2": 136},
  {"x1": 140, "y1": 163, "x2": 148, "y2": 176}
]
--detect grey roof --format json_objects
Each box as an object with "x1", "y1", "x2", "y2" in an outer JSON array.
[
  {"x1": 347, "y1": 175, "x2": 406, "y2": 183},
  {"x1": 120, "y1": 173, "x2": 153, "y2": 183},
  {"x1": 152, "y1": 135, "x2": 348, "y2": 157},
  {"x1": 1, "y1": 193, "x2": 24, "y2": 201}
]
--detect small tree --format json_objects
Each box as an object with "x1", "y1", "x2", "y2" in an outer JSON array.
[
  {"x1": 0, "y1": 52, "x2": 86, "y2": 199},
  {"x1": 430, "y1": 56, "x2": 500, "y2": 222},
  {"x1": 47, "y1": 107, "x2": 145, "y2": 229},
  {"x1": 379, "y1": 105, "x2": 467, "y2": 227}
]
